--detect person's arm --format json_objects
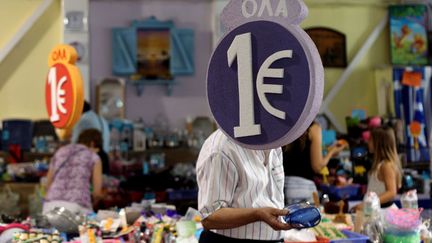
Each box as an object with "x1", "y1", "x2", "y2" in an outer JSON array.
[
  {"x1": 198, "y1": 152, "x2": 290, "y2": 231},
  {"x1": 45, "y1": 165, "x2": 54, "y2": 192},
  {"x1": 45, "y1": 153, "x2": 59, "y2": 192},
  {"x1": 203, "y1": 207, "x2": 290, "y2": 231},
  {"x1": 309, "y1": 124, "x2": 345, "y2": 173},
  {"x1": 378, "y1": 162, "x2": 398, "y2": 204},
  {"x1": 92, "y1": 160, "x2": 103, "y2": 201}
]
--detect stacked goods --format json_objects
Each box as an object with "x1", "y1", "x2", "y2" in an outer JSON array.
[
  {"x1": 12, "y1": 229, "x2": 62, "y2": 243},
  {"x1": 313, "y1": 223, "x2": 346, "y2": 240}
]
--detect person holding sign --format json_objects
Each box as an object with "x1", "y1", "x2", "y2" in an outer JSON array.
[
  {"x1": 199, "y1": 0, "x2": 325, "y2": 242},
  {"x1": 197, "y1": 130, "x2": 291, "y2": 242}
]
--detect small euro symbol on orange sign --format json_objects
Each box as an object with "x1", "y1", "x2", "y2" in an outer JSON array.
[{"x1": 45, "y1": 44, "x2": 84, "y2": 130}]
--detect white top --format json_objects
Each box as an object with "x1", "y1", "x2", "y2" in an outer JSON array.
[
  {"x1": 196, "y1": 129, "x2": 285, "y2": 240},
  {"x1": 367, "y1": 164, "x2": 386, "y2": 196}
]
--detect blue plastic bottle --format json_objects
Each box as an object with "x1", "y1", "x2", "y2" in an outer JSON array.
[{"x1": 284, "y1": 203, "x2": 321, "y2": 229}]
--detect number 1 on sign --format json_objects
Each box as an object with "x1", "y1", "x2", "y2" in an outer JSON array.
[
  {"x1": 228, "y1": 33, "x2": 261, "y2": 138},
  {"x1": 228, "y1": 32, "x2": 292, "y2": 138},
  {"x1": 48, "y1": 67, "x2": 68, "y2": 122}
]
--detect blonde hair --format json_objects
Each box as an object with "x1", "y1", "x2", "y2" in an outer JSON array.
[{"x1": 370, "y1": 126, "x2": 403, "y2": 188}]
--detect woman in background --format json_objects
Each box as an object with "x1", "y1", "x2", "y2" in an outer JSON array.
[
  {"x1": 43, "y1": 129, "x2": 103, "y2": 215},
  {"x1": 356, "y1": 126, "x2": 402, "y2": 210},
  {"x1": 283, "y1": 122, "x2": 346, "y2": 205}
]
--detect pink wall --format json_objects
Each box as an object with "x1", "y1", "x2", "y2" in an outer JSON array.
[{"x1": 89, "y1": 0, "x2": 213, "y2": 129}]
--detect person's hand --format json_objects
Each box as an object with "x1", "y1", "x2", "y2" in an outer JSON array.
[
  {"x1": 328, "y1": 142, "x2": 347, "y2": 156},
  {"x1": 256, "y1": 208, "x2": 292, "y2": 231}
]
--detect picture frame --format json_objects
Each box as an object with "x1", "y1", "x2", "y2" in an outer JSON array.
[
  {"x1": 131, "y1": 18, "x2": 174, "y2": 81},
  {"x1": 112, "y1": 16, "x2": 195, "y2": 96},
  {"x1": 389, "y1": 5, "x2": 429, "y2": 65},
  {"x1": 305, "y1": 27, "x2": 347, "y2": 68}
]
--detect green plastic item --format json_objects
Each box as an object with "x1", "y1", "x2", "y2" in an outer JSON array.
[{"x1": 383, "y1": 232, "x2": 420, "y2": 243}]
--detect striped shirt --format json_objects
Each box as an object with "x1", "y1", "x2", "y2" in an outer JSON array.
[{"x1": 196, "y1": 129, "x2": 285, "y2": 240}]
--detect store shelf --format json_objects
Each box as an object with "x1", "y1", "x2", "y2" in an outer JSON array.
[
  {"x1": 129, "y1": 79, "x2": 178, "y2": 96},
  {"x1": 404, "y1": 162, "x2": 430, "y2": 170},
  {"x1": 24, "y1": 152, "x2": 53, "y2": 161},
  {"x1": 125, "y1": 147, "x2": 199, "y2": 166},
  {"x1": 0, "y1": 151, "x2": 53, "y2": 161}
]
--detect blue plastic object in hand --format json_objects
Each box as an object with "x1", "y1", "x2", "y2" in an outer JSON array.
[{"x1": 284, "y1": 203, "x2": 321, "y2": 229}]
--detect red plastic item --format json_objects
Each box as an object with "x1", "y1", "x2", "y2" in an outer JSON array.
[
  {"x1": 285, "y1": 236, "x2": 330, "y2": 243},
  {"x1": 0, "y1": 223, "x2": 29, "y2": 233},
  {"x1": 7, "y1": 144, "x2": 22, "y2": 163},
  {"x1": 155, "y1": 191, "x2": 167, "y2": 202},
  {"x1": 128, "y1": 191, "x2": 144, "y2": 203}
]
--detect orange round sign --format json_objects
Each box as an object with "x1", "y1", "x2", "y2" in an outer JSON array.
[{"x1": 45, "y1": 44, "x2": 84, "y2": 129}]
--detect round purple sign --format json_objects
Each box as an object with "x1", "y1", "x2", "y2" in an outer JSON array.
[{"x1": 207, "y1": 20, "x2": 316, "y2": 149}]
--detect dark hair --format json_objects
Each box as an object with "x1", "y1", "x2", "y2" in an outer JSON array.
[
  {"x1": 83, "y1": 101, "x2": 91, "y2": 114},
  {"x1": 77, "y1": 129, "x2": 102, "y2": 149},
  {"x1": 283, "y1": 122, "x2": 315, "y2": 152}
]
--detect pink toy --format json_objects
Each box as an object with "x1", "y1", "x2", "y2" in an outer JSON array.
[
  {"x1": 369, "y1": 117, "x2": 382, "y2": 128},
  {"x1": 385, "y1": 208, "x2": 422, "y2": 231},
  {"x1": 362, "y1": 131, "x2": 370, "y2": 141}
]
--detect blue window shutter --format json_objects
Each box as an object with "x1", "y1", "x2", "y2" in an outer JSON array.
[
  {"x1": 112, "y1": 27, "x2": 137, "y2": 75},
  {"x1": 171, "y1": 28, "x2": 194, "y2": 75}
]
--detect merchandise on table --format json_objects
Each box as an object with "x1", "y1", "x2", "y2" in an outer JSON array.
[
  {"x1": 382, "y1": 207, "x2": 422, "y2": 243},
  {"x1": 360, "y1": 192, "x2": 384, "y2": 242},
  {"x1": 285, "y1": 223, "x2": 368, "y2": 243},
  {"x1": 63, "y1": 202, "x2": 201, "y2": 242},
  {"x1": 352, "y1": 187, "x2": 432, "y2": 243},
  {"x1": 401, "y1": 189, "x2": 419, "y2": 209},
  {"x1": 12, "y1": 229, "x2": 63, "y2": 243},
  {"x1": 313, "y1": 223, "x2": 347, "y2": 239}
]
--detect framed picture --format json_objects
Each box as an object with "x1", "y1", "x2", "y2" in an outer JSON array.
[
  {"x1": 389, "y1": 5, "x2": 429, "y2": 65},
  {"x1": 137, "y1": 29, "x2": 172, "y2": 80},
  {"x1": 96, "y1": 78, "x2": 126, "y2": 121},
  {"x1": 305, "y1": 27, "x2": 347, "y2": 68},
  {"x1": 112, "y1": 17, "x2": 194, "y2": 95}
]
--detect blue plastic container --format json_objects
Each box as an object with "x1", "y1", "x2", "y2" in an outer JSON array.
[
  {"x1": 167, "y1": 189, "x2": 198, "y2": 201},
  {"x1": 2, "y1": 120, "x2": 33, "y2": 151},
  {"x1": 330, "y1": 230, "x2": 369, "y2": 243},
  {"x1": 284, "y1": 203, "x2": 321, "y2": 229},
  {"x1": 320, "y1": 184, "x2": 361, "y2": 200}
]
